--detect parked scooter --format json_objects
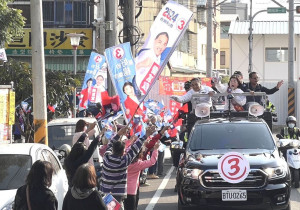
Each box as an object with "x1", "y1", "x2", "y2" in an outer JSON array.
[{"x1": 277, "y1": 134, "x2": 300, "y2": 188}]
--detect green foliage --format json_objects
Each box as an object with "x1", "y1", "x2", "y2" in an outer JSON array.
[
  {"x1": 221, "y1": 75, "x2": 230, "y2": 84},
  {"x1": 0, "y1": 0, "x2": 26, "y2": 44},
  {"x1": 46, "y1": 70, "x2": 81, "y2": 116},
  {"x1": 0, "y1": 60, "x2": 32, "y2": 104},
  {"x1": 0, "y1": 58, "x2": 81, "y2": 117}
]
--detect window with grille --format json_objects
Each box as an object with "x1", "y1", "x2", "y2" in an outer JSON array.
[
  {"x1": 265, "y1": 48, "x2": 296, "y2": 62},
  {"x1": 220, "y1": 51, "x2": 225, "y2": 65}
]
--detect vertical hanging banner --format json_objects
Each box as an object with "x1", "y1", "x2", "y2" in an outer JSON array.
[
  {"x1": 79, "y1": 52, "x2": 108, "y2": 109},
  {"x1": 105, "y1": 42, "x2": 138, "y2": 122},
  {"x1": 134, "y1": 1, "x2": 193, "y2": 101},
  {"x1": 0, "y1": 48, "x2": 7, "y2": 62}
]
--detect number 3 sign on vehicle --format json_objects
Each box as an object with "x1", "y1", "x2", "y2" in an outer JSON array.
[{"x1": 218, "y1": 152, "x2": 250, "y2": 184}]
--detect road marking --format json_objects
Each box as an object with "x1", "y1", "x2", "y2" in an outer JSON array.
[{"x1": 145, "y1": 166, "x2": 175, "y2": 210}]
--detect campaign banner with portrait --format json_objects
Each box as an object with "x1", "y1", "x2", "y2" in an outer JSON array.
[
  {"x1": 78, "y1": 52, "x2": 108, "y2": 110},
  {"x1": 104, "y1": 42, "x2": 140, "y2": 123},
  {"x1": 159, "y1": 76, "x2": 213, "y2": 96},
  {"x1": 134, "y1": 1, "x2": 193, "y2": 100}
]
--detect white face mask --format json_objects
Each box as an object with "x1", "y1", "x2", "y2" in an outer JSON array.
[
  {"x1": 288, "y1": 123, "x2": 295, "y2": 129},
  {"x1": 83, "y1": 126, "x2": 88, "y2": 132}
]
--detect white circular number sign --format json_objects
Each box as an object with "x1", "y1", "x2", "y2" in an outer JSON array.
[
  {"x1": 113, "y1": 47, "x2": 124, "y2": 59},
  {"x1": 94, "y1": 55, "x2": 102, "y2": 63},
  {"x1": 218, "y1": 152, "x2": 250, "y2": 184}
]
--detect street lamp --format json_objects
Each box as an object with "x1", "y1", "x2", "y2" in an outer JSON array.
[
  {"x1": 67, "y1": 33, "x2": 84, "y2": 118},
  {"x1": 248, "y1": 5, "x2": 267, "y2": 73}
]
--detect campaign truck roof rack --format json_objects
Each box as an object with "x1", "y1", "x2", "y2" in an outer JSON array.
[
  {"x1": 191, "y1": 92, "x2": 267, "y2": 121},
  {"x1": 191, "y1": 92, "x2": 267, "y2": 111}
]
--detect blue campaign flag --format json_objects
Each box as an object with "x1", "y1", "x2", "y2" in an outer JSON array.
[
  {"x1": 144, "y1": 99, "x2": 164, "y2": 115},
  {"x1": 81, "y1": 52, "x2": 106, "y2": 89},
  {"x1": 104, "y1": 42, "x2": 139, "y2": 123},
  {"x1": 79, "y1": 52, "x2": 107, "y2": 109},
  {"x1": 134, "y1": 1, "x2": 193, "y2": 102}
]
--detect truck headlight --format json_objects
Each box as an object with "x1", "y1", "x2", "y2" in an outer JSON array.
[
  {"x1": 182, "y1": 168, "x2": 203, "y2": 179},
  {"x1": 264, "y1": 166, "x2": 286, "y2": 180}
]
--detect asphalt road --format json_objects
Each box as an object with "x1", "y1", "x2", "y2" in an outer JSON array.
[{"x1": 138, "y1": 148, "x2": 300, "y2": 210}]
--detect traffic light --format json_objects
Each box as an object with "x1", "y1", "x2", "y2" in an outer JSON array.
[{"x1": 296, "y1": 6, "x2": 300, "y2": 13}]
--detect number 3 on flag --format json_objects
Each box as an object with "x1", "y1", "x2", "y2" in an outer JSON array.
[
  {"x1": 177, "y1": 18, "x2": 186, "y2": 31},
  {"x1": 113, "y1": 47, "x2": 124, "y2": 59}
]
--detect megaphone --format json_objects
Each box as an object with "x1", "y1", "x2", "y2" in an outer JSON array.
[
  {"x1": 248, "y1": 102, "x2": 264, "y2": 117},
  {"x1": 195, "y1": 103, "x2": 210, "y2": 118}
]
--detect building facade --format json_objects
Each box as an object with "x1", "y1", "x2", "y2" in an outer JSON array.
[{"x1": 6, "y1": 0, "x2": 95, "y2": 72}]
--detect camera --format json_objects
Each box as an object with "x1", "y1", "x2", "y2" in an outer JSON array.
[{"x1": 92, "y1": 18, "x2": 104, "y2": 26}]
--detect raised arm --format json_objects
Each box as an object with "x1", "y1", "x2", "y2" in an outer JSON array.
[{"x1": 125, "y1": 125, "x2": 156, "y2": 166}]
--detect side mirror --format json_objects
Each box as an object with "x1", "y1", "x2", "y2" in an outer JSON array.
[{"x1": 276, "y1": 134, "x2": 283, "y2": 139}]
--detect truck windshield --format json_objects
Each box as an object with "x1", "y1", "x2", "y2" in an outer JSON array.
[{"x1": 189, "y1": 123, "x2": 275, "y2": 151}]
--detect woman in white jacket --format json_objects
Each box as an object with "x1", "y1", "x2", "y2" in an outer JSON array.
[{"x1": 214, "y1": 75, "x2": 246, "y2": 111}]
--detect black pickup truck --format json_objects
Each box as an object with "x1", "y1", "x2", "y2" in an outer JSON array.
[{"x1": 176, "y1": 110, "x2": 291, "y2": 210}]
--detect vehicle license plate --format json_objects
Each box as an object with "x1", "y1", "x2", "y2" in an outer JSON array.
[{"x1": 222, "y1": 190, "x2": 247, "y2": 201}]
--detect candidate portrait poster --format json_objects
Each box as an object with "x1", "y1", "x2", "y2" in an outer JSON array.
[
  {"x1": 78, "y1": 52, "x2": 108, "y2": 109},
  {"x1": 104, "y1": 42, "x2": 140, "y2": 123},
  {"x1": 159, "y1": 76, "x2": 212, "y2": 96},
  {"x1": 134, "y1": 1, "x2": 193, "y2": 101}
]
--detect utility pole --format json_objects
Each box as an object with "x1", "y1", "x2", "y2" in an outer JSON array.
[
  {"x1": 206, "y1": 0, "x2": 213, "y2": 77},
  {"x1": 95, "y1": 0, "x2": 106, "y2": 54},
  {"x1": 248, "y1": 0, "x2": 253, "y2": 73},
  {"x1": 105, "y1": 0, "x2": 118, "y2": 95},
  {"x1": 288, "y1": 0, "x2": 295, "y2": 116},
  {"x1": 30, "y1": 0, "x2": 48, "y2": 145},
  {"x1": 123, "y1": 1, "x2": 136, "y2": 56}
]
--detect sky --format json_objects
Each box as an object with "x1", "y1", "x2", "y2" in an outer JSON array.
[{"x1": 239, "y1": 0, "x2": 300, "y2": 21}]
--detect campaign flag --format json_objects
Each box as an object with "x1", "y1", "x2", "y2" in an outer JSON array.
[
  {"x1": 144, "y1": 99, "x2": 164, "y2": 115},
  {"x1": 169, "y1": 100, "x2": 182, "y2": 116},
  {"x1": 104, "y1": 42, "x2": 140, "y2": 123},
  {"x1": 134, "y1": 1, "x2": 193, "y2": 101},
  {"x1": 79, "y1": 52, "x2": 108, "y2": 109},
  {"x1": 103, "y1": 193, "x2": 121, "y2": 210},
  {"x1": 159, "y1": 76, "x2": 212, "y2": 96}
]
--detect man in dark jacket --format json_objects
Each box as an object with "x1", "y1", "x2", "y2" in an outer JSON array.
[
  {"x1": 244, "y1": 72, "x2": 283, "y2": 106},
  {"x1": 64, "y1": 132, "x2": 103, "y2": 188}
]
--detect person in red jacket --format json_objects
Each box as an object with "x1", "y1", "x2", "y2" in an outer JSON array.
[
  {"x1": 123, "y1": 82, "x2": 146, "y2": 121},
  {"x1": 79, "y1": 78, "x2": 94, "y2": 109}
]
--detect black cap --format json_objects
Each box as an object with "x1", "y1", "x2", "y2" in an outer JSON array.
[{"x1": 233, "y1": 71, "x2": 242, "y2": 76}]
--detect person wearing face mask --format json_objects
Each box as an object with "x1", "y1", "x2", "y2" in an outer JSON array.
[{"x1": 280, "y1": 116, "x2": 300, "y2": 139}]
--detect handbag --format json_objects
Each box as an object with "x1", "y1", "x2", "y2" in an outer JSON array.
[{"x1": 26, "y1": 186, "x2": 32, "y2": 210}]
